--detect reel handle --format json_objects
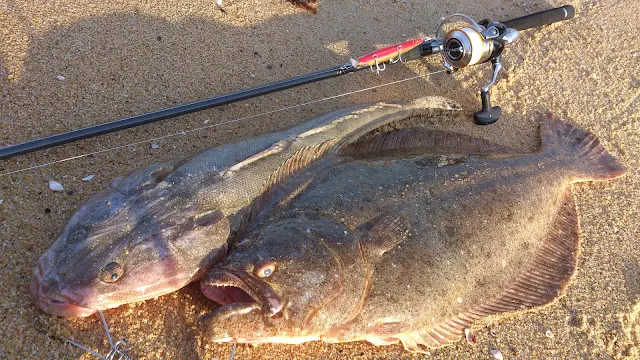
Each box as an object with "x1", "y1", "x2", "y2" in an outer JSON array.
[{"x1": 503, "y1": 5, "x2": 575, "y2": 31}]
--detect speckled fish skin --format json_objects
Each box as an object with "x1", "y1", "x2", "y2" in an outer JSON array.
[
  {"x1": 31, "y1": 98, "x2": 461, "y2": 317},
  {"x1": 201, "y1": 115, "x2": 626, "y2": 352}
]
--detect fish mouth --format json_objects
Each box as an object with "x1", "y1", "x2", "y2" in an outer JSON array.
[
  {"x1": 201, "y1": 268, "x2": 283, "y2": 319},
  {"x1": 30, "y1": 258, "x2": 97, "y2": 317}
]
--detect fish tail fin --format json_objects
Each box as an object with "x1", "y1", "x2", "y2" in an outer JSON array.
[{"x1": 540, "y1": 113, "x2": 626, "y2": 181}]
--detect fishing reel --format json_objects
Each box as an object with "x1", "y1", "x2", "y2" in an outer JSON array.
[{"x1": 436, "y1": 15, "x2": 519, "y2": 125}]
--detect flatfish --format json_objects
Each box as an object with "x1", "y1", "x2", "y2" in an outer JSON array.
[{"x1": 201, "y1": 114, "x2": 625, "y2": 352}]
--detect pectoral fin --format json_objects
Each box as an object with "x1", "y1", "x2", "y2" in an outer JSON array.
[{"x1": 363, "y1": 211, "x2": 411, "y2": 258}]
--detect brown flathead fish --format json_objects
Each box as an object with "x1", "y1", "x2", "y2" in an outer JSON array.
[{"x1": 31, "y1": 98, "x2": 461, "y2": 317}]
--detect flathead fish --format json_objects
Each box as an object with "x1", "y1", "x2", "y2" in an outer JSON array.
[
  {"x1": 31, "y1": 98, "x2": 461, "y2": 317},
  {"x1": 201, "y1": 114, "x2": 625, "y2": 352}
]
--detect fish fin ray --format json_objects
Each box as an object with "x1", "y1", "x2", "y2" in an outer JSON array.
[
  {"x1": 340, "y1": 127, "x2": 519, "y2": 158},
  {"x1": 234, "y1": 139, "x2": 340, "y2": 243},
  {"x1": 370, "y1": 321, "x2": 412, "y2": 336},
  {"x1": 332, "y1": 97, "x2": 463, "y2": 151},
  {"x1": 476, "y1": 187, "x2": 580, "y2": 308},
  {"x1": 396, "y1": 321, "x2": 467, "y2": 351},
  {"x1": 363, "y1": 211, "x2": 410, "y2": 257},
  {"x1": 540, "y1": 113, "x2": 626, "y2": 181}
]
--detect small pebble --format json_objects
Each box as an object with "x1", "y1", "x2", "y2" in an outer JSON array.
[
  {"x1": 82, "y1": 175, "x2": 95, "y2": 181},
  {"x1": 545, "y1": 329, "x2": 554, "y2": 338},
  {"x1": 151, "y1": 143, "x2": 160, "y2": 149},
  {"x1": 249, "y1": 73, "x2": 256, "y2": 78},
  {"x1": 490, "y1": 348, "x2": 504, "y2": 360},
  {"x1": 216, "y1": 0, "x2": 222, "y2": 5},
  {"x1": 56, "y1": 75, "x2": 65, "y2": 81},
  {"x1": 465, "y1": 329, "x2": 477, "y2": 345},
  {"x1": 457, "y1": 297, "x2": 463, "y2": 303},
  {"x1": 204, "y1": 119, "x2": 210, "y2": 124},
  {"x1": 49, "y1": 180, "x2": 64, "y2": 192}
]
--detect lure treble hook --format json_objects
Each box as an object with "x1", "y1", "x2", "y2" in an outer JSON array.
[{"x1": 389, "y1": 45, "x2": 405, "y2": 64}]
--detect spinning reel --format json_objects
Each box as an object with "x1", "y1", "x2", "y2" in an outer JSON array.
[
  {"x1": 436, "y1": 15, "x2": 519, "y2": 125},
  {"x1": 426, "y1": 5, "x2": 574, "y2": 124}
]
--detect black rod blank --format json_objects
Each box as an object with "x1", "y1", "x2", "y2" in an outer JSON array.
[{"x1": 0, "y1": 64, "x2": 360, "y2": 160}]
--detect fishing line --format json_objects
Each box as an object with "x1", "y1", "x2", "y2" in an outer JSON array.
[
  {"x1": 67, "y1": 310, "x2": 132, "y2": 360},
  {"x1": 0, "y1": 69, "x2": 446, "y2": 177}
]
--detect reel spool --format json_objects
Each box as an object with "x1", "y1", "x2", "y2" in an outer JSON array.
[
  {"x1": 442, "y1": 27, "x2": 494, "y2": 70},
  {"x1": 435, "y1": 15, "x2": 519, "y2": 124}
]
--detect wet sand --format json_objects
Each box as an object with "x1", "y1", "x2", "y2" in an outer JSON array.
[{"x1": 0, "y1": 0, "x2": 638, "y2": 358}]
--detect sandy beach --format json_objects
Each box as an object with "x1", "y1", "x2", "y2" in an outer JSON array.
[{"x1": 0, "y1": 0, "x2": 638, "y2": 358}]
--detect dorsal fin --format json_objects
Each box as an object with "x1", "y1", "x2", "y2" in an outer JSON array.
[
  {"x1": 379, "y1": 188, "x2": 580, "y2": 352},
  {"x1": 233, "y1": 139, "x2": 341, "y2": 244},
  {"x1": 332, "y1": 96, "x2": 463, "y2": 148},
  {"x1": 341, "y1": 127, "x2": 519, "y2": 158}
]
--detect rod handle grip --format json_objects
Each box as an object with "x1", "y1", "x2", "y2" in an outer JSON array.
[{"x1": 503, "y1": 5, "x2": 575, "y2": 31}]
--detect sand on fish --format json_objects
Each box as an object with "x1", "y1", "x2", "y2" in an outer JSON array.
[{"x1": 0, "y1": 0, "x2": 638, "y2": 358}]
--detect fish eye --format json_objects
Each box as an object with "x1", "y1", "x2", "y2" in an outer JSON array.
[
  {"x1": 99, "y1": 262, "x2": 124, "y2": 283},
  {"x1": 256, "y1": 263, "x2": 276, "y2": 278}
]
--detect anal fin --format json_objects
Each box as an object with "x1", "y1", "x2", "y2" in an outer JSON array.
[{"x1": 393, "y1": 188, "x2": 581, "y2": 352}]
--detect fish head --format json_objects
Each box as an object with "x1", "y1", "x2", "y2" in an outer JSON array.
[
  {"x1": 32, "y1": 178, "x2": 230, "y2": 317},
  {"x1": 201, "y1": 217, "x2": 364, "y2": 343}
]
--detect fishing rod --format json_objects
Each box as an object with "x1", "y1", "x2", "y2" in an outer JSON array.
[{"x1": 0, "y1": 5, "x2": 575, "y2": 161}]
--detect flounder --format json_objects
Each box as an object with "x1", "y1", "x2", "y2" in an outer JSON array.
[{"x1": 201, "y1": 113, "x2": 625, "y2": 352}]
